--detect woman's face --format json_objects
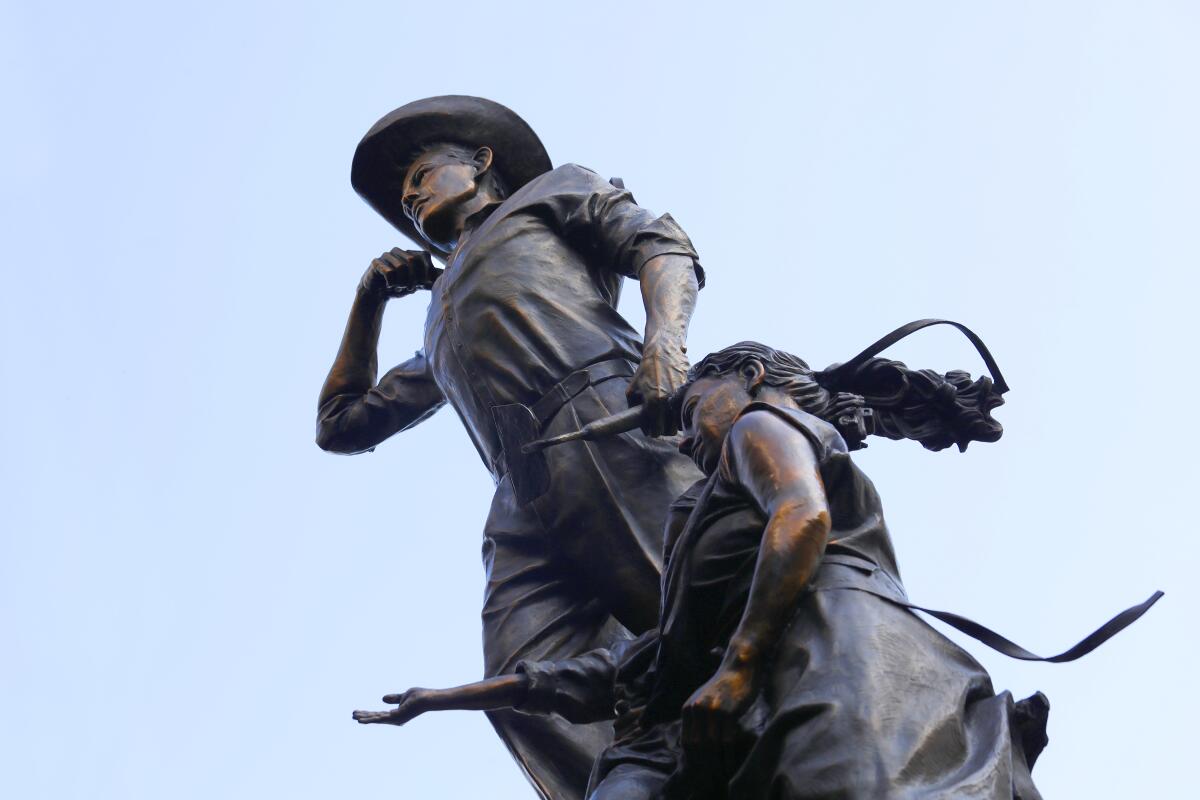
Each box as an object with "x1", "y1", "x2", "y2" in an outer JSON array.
[{"x1": 677, "y1": 373, "x2": 755, "y2": 475}]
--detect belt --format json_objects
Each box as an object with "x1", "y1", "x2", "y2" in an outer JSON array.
[{"x1": 529, "y1": 358, "x2": 635, "y2": 426}]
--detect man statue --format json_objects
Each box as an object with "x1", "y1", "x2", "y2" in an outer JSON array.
[{"x1": 317, "y1": 96, "x2": 705, "y2": 799}]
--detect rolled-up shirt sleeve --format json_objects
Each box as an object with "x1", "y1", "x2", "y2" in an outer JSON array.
[
  {"x1": 546, "y1": 164, "x2": 705, "y2": 288},
  {"x1": 513, "y1": 647, "x2": 622, "y2": 724},
  {"x1": 512, "y1": 632, "x2": 661, "y2": 724},
  {"x1": 315, "y1": 350, "x2": 446, "y2": 454}
]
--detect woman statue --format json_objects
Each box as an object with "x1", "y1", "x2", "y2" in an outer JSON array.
[{"x1": 355, "y1": 341, "x2": 1053, "y2": 798}]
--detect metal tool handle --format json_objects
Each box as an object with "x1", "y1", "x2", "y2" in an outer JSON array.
[{"x1": 521, "y1": 405, "x2": 644, "y2": 453}]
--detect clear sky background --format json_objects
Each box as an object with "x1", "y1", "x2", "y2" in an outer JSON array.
[{"x1": 2, "y1": 2, "x2": 1197, "y2": 797}]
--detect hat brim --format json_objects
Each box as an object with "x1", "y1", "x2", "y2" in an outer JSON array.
[{"x1": 351, "y1": 95, "x2": 552, "y2": 258}]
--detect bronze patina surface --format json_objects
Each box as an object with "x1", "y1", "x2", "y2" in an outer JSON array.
[
  {"x1": 327, "y1": 97, "x2": 1158, "y2": 800},
  {"x1": 319, "y1": 96, "x2": 704, "y2": 798}
]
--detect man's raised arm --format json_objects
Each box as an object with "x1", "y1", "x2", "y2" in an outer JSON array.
[{"x1": 316, "y1": 249, "x2": 445, "y2": 454}]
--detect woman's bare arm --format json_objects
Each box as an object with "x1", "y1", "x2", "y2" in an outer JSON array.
[
  {"x1": 681, "y1": 411, "x2": 830, "y2": 749},
  {"x1": 722, "y1": 411, "x2": 831, "y2": 673}
]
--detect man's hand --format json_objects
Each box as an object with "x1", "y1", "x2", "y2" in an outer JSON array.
[
  {"x1": 352, "y1": 688, "x2": 434, "y2": 726},
  {"x1": 628, "y1": 339, "x2": 690, "y2": 436},
  {"x1": 359, "y1": 248, "x2": 442, "y2": 299}
]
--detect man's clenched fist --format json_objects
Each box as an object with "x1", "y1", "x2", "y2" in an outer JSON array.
[{"x1": 360, "y1": 248, "x2": 443, "y2": 299}]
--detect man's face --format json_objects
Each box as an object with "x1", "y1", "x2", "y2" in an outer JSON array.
[
  {"x1": 401, "y1": 146, "x2": 479, "y2": 247},
  {"x1": 677, "y1": 373, "x2": 754, "y2": 475}
]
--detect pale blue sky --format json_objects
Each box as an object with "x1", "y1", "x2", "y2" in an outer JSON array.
[{"x1": 2, "y1": 2, "x2": 1197, "y2": 797}]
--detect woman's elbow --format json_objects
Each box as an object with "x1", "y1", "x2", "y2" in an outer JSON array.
[{"x1": 772, "y1": 502, "x2": 831, "y2": 543}]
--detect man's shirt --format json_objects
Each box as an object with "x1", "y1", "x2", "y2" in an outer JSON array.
[{"x1": 318, "y1": 164, "x2": 702, "y2": 479}]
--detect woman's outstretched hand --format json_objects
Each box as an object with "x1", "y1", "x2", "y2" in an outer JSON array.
[{"x1": 352, "y1": 688, "x2": 434, "y2": 726}]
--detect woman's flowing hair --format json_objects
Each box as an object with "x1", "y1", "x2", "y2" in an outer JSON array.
[
  {"x1": 684, "y1": 340, "x2": 1005, "y2": 452},
  {"x1": 685, "y1": 341, "x2": 833, "y2": 418}
]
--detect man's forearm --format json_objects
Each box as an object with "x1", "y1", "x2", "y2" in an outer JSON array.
[
  {"x1": 354, "y1": 674, "x2": 530, "y2": 726},
  {"x1": 629, "y1": 253, "x2": 700, "y2": 435},
  {"x1": 640, "y1": 254, "x2": 699, "y2": 352},
  {"x1": 421, "y1": 674, "x2": 531, "y2": 713},
  {"x1": 319, "y1": 286, "x2": 387, "y2": 407}
]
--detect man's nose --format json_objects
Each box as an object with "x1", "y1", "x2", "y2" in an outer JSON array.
[{"x1": 402, "y1": 189, "x2": 419, "y2": 213}]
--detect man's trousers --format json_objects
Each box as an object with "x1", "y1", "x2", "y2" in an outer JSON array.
[{"x1": 479, "y1": 375, "x2": 701, "y2": 800}]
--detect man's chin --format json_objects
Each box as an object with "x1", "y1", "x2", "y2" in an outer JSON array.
[{"x1": 416, "y1": 217, "x2": 454, "y2": 251}]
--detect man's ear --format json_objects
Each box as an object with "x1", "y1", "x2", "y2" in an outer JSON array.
[
  {"x1": 472, "y1": 146, "x2": 494, "y2": 178},
  {"x1": 741, "y1": 360, "x2": 766, "y2": 395}
]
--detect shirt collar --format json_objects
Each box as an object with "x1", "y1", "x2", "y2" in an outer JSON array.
[
  {"x1": 448, "y1": 200, "x2": 503, "y2": 261},
  {"x1": 462, "y1": 200, "x2": 502, "y2": 235}
]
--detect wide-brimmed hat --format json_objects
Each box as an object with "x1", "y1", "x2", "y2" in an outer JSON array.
[{"x1": 351, "y1": 95, "x2": 552, "y2": 253}]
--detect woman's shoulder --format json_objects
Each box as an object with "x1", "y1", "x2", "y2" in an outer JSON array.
[{"x1": 730, "y1": 402, "x2": 848, "y2": 463}]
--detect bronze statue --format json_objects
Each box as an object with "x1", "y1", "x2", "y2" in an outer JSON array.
[
  {"x1": 317, "y1": 96, "x2": 704, "y2": 798},
  {"x1": 354, "y1": 340, "x2": 1160, "y2": 799},
  {"x1": 326, "y1": 97, "x2": 1161, "y2": 798}
]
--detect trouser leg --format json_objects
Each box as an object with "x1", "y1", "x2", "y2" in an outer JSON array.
[
  {"x1": 533, "y1": 379, "x2": 703, "y2": 634},
  {"x1": 481, "y1": 478, "x2": 630, "y2": 800},
  {"x1": 587, "y1": 764, "x2": 671, "y2": 800}
]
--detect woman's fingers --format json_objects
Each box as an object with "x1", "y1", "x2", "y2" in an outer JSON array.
[
  {"x1": 684, "y1": 709, "x2": 741, "y2": 781},
  {"x1": 706, "y1": 705, "x2": 723, "y2": 745},
  {"x1": 681, "y1": 704, "x2": 699, "y2": 748},
  {"x1": 682, "y1": 702, "x2": 718, "y2": 750}
]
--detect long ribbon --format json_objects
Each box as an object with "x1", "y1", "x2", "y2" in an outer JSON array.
[{"x1": 832, "y1": 587, "x2": 1164, "y2": 662}]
